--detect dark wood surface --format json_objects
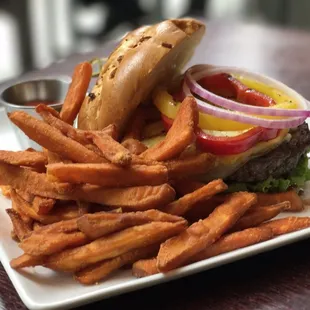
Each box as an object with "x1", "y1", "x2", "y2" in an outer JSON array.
[{"x1": 1, "y1": 20, "x2": 310, "y2": 310}]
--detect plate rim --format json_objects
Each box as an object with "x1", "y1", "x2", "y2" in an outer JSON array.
[{"x1": 2, "y1": 225, "x2": 310, "y2": 310}]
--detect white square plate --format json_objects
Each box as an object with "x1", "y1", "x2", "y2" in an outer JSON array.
[{"x1": 1, "y1": 107, "x2": 310, "y2": 310}]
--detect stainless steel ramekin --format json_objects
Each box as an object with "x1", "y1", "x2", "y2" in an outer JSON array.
[{"x1": 0, "y1": 75, "x2": 71, "y2": 149}]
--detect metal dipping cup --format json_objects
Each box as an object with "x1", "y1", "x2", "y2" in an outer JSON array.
[{"x1": 0, "y1": 76, "x2": 71, "y2": 150}]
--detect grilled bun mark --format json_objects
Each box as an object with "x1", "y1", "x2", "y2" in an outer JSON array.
[{"x1": 78, "y1": 18, "x2": 205, "y2": 135}]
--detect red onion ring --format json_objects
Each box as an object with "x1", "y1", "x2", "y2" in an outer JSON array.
[
  {"x1": 182, "y1": 82, "x2": 307, "y2": 129},
  {"x1": 185, "y1": 65, "x2": 310, "y2": 117}
]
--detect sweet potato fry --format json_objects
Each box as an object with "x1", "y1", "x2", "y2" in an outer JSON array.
[
  {"x1": 77, "y1": 209, "x2": 185, "y2": 239},
  {"x1": 46, "y1": 151, "x2": 72, "y2": 164},
  {"x1": 37, "y1": 104, "x2": 118, "y2": 144},
  {"x1": 10, "y1": 190, "x2": 82, "y2": 224},
  {"x1": 45, "y1": 221, "x2": 187, "y2": 272},
  {"x1": 82, "y1": 125, "x2": 119, "y2": 143},
  {"x1": 47, "y1": 163, "x2": 168, "y2": 187},
  {"x1": 123, "y1": 209, "x2": 184, "y2": 223},
  {"x1": 121, "y1": 138, "x2": 148, "y2": 155},
  {"x1": 76, "y1": 126, "x2": 119, "y2": 144},
  {"x1": 60, "y1": 62, "x2": 92, "y2": 125},
  {"x1": 107, "y1": 184, "x2": 176, "y2": 211},
  {"x1": 157, "y1": 192, "x2": 257, "y2": 272},
  {"x1": 100, "y1": 124, "x2": 119, "y2": 140},
  {"x1": 0, "y1": 163, "x2": 175, "y2": 208},
  {"x1": 75, "y1": 244, "x2": 159, "y2": 284},
  {"x1": 255, "y1": 190, "x2": 303, "y2": 212},
  {"x1": 166, "y1": 153, "x2": 216, "y2": 180},
  {"x1": 20, "y1": 231, "x2": 88, "y2": 256},
  {"x1": 43, "y1": 104, "x2": 62, "y2": 118},
  {"x1": 132, "y1": 258, "x2": 159, "y2": 278},
  {"x1": 230, "y1": 201, "x2": 288, "y2": 232},
  {"x1": 32, "y1": 196, "x2": 55, "y2": 215},
  {"x1": 15, "y1": 190, "x2": 34, "y2": 203},
  {"x1": 77, "y1": 214, "x2": 121, "y2": 240},
  {"x1": 192, "y1": 227, "x2": 273, "y2": 261},
  {"x1": 37, "y1": 102, "x2": 61, "y2": 117},
  {"x1": 37, "y1": 104, "x2": 90, "y2": 145},
  {"x1": 0, "y1": 150, "x2": 47, "y2": 169},
  {"x1": 70, "y1": 127, "x2": 118, "y2": 146},
  {"x1": 10, "y1": 253, "x2": 45, "y2": 269},
  {"x1": 6, "y1": 209, "x2": 32, "y2": 241},
  {"x1": 161, "y1": 179, "x2": 227, "y2": 216},
  {"x1": 260, "y1": 217, "x2": 310, "y2": 236},
  {"x1": 34, "y1": 219, "x2": 78, "y2": 234},
  {"x1": 0, "y1": 163, "x2": 73, "y2": 198},
  {"x1": 10, "y1": 189, "x2": 33, "y2": 224},
  {"x1": 9, "y1": 111, "x2": 105, "y2": 164},
  {"x1": 50, "y1": 202, "x2": 87, "y2": 219},
  {"x1": 82, "y1": 182, "x2": 170, "y2": 210},
  {"x1": 130, "y1": 156, "x2": 160, "y2": 166},
  {"x1": 77, "y1": 212, "x2": 120, "y2": 225},
  {"x1": 86, "y1": 132, "x2": 132, "y2": 166},
  {"x1": 140, "y1": 97, "x2": 198, "y2": 161},
  {"x1": 79, "y1": 209, "x2": 182, "y2": 223}
]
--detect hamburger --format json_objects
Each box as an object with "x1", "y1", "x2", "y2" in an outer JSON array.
[{"x1": 78, "y1": 18, "x2": 310, "y2": 193}]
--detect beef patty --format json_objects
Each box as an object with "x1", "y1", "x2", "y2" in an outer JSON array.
[{"x1": 227, "y1": 122, "x2": 310, "y2": 183}]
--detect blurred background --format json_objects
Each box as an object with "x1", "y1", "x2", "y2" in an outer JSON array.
[{"x1": 1, "y1": 0, "x2": 310, "y2": 83}]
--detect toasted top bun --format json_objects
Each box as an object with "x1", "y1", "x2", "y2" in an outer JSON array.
[{"x1": 78, "y1": 18, "x2": 205, "y2": 133}]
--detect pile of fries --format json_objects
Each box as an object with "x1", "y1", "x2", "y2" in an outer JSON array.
[{"x1": 1, "y1": 61, "x2": 310, "y2": 285}]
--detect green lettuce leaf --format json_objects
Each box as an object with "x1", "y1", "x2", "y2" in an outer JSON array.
[{"x1": 227, "y1": 155, "x2": 310, "y2": 193}]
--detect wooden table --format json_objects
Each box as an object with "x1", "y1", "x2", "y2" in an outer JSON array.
[{"x1": 2, "y1": 20, "x2": 310, "y2": 310}]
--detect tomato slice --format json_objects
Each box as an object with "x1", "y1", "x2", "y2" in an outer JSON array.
[
  {"x1": 198, "y1": 73, "x2": 276, "y2": 107},
  {"x1": 161, "y1": 114, "x2": 280, "y2": 155},
  {"x1": 196, "y1": 127, "x2": 280, "y2": 155}
]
